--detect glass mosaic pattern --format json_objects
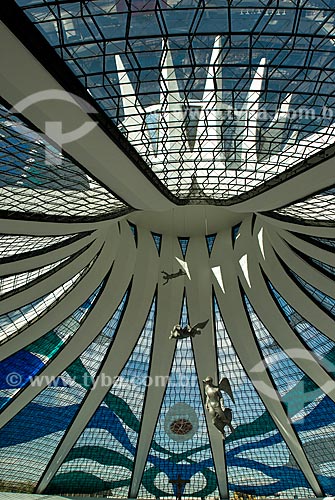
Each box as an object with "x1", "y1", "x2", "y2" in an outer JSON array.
[
  {"x1": 0, "y1": 304, "x2": 118, "y2": 493},
  {"x1": 47, "y1": 296, "x2": 156, "y2": 495},
  {"x1": 245, "y1": 297, "x2": 335, "y2": 494},
  {"x1": 214, "y1": 297, "x2": 315, "y2": 498},
  {"x1": 0, "y1": 223, "x2": 333, "y2": 497},
  {"x1": 0, "y1": 283, "x2": 104, "y2": 410},
  {"x1": 13, "y1": 1, "x2": 335, "y2": 201},
  {"x1": 274, "y1": 187, "x2": 335, "y2": 223},
  {"x1": 0, "y1": 101, "x2": 130, "y2": 219},
  {"x1": 0, "y1": 2, "x2": 335, "y2": 498},
  {"x1": 0, "y1": 265, "x2": 88, "y2": 344},
  {"x1": 141, "y1": 301, "x2": 217, "y2": 498}
]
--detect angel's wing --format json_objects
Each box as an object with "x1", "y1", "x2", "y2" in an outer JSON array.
[
  {"x1": 193, "y1": 319, "x2": 209, "y2": 331},
  {"x1": 202, "y1": 380, "x2": 209, "y2": 406},
  {"x1": 219, "y1": 377, "x2": 235, "y2": 404}
]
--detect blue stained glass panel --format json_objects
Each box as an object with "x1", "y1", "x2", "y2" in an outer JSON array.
[
  {"x1": 178, "y1": 238, "x2": 189, "y2": 258},
  {"x1": 48, "y1": 296, "x2": 156, "y2": 496},
  {"x1": 269, "y1": 283, "x2": 335, "y2": 376},
  {"x1": 151, "y1": 232, "x2": 162, "y2": 254},
  {"x1": 205, "y1": 234, "x2": 216, "y2": 256},
  {"x1": 214, "y1": 296, "x2": 314, "y2": 498},
  {"x1": 140, "y1": 299, "x2": 218, "y2": 499},
  {"x1": 0, "y1": 306, "x2": 119, "y2": 491},
  {"x1": 291, "y1": 271, "x2": 335, "y2": 317},
  {"x1": 0, "y1": 282, "x2": 104, "y2": 410},
  {"x1": 245, "y1": 296, "x2": 335, "y2": 494}
]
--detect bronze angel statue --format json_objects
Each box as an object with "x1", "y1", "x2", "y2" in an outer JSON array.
[
  {"x1": 169, "y1": 319, "x2": 209, "y2": 340},
  {"x1": 161, "y1": 268, "x2": 186, "y2": 285},
  {"x1": 203, "y1": 376, "x2": 235, "y2": 438}
]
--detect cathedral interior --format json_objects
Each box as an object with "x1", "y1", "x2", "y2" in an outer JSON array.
[{"x1": 0, "y1": 1, "x2": 335, "y2": 498}]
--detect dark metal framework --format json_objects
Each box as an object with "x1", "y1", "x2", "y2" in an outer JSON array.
[
  {"x1": 0, "y1": 97, "x2": 132, "y2": 221},
  {"x1": 0, "y1": 3, "x2": 335, "y2": 499},
  {"x1": 2, "y1": 0, "x2": 335, "y2": 202}
]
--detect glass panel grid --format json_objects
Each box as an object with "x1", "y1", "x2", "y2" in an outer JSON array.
[
  {"x1": 274, "y1": 188, "x2": 335, "y2": 223},
  {"x1": 0, "y1": 300, "x2": 117, "y2": 493},
  {"x1": 0, "y1": 233, "x2": 75, "y2": 259},
  {"x1": 0, "y1": 261, "x2": 91, "y2": 344},
  {"x1": 15, "y1": 1, "x2": 335, "y2": 201},
  {"x1": 269, "y1": 283, "x2": 335, "y2": 377},
  {"x1": 245, "y1": 297, "x2": 305, "y2": 397},
  {"x1": 311, "y1": 236, "x2": 335, "y2": 249},
  {"x1": 141, "y1": 300, "x2": 217, "y2": 498},
  {"x1": 205, "y1": 234, "x2": 216, "y2": 255},
  {"x1": 214, "y1": 297, "x2": 314, "y2": 498},
  {"x1": 0, "y1": 256, "x2": 69, "y2": 296},
  {"x1": 151, "y1": 232, "x2": 162, "y2": 255},
  {"x1": 290, "y1": 270, "x2": 335, "y2": 317},
  {"x1": 0, "y1": 102, "x2": 130, "y2": 219},
  {"x1": 309, "y1": 256, "x2": 335, "y2": 277},
  {"x1": 178, "y1": 238, "x2": 189, "y2": 257},
  {"x1": 0, "y1": 282, "x2": 104, "y2": 410},
  {"x1": 245, "y1": 295, "x2": 335, "y2": 495},
  {"x1": 48, "y1": 295, "x2": 154, "y2": 496}
]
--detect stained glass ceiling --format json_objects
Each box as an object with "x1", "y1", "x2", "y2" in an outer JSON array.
[
  {"x1": 9, "y1": 0, "x2": 335, "y2": 201},
  {"x1": 0, "y1": 99, "x2": 131, "y2": 221},
  {"x1": 0, "y1": 214, "x2": 334, "y2": 498},
  {"x1": 0, "y1": 2, "x2": 335, "y2": 500}
]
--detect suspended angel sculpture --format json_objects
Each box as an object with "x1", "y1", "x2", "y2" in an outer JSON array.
[
  {"x1": 161, "y1": 268, "x2": 186, "y2": 285},
  {"x1": 203, "y1": 376, "x2": 235, "y2": 438},
  {"x1": 169, "y1": 319, "x2": 209, "y2": 340}
]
